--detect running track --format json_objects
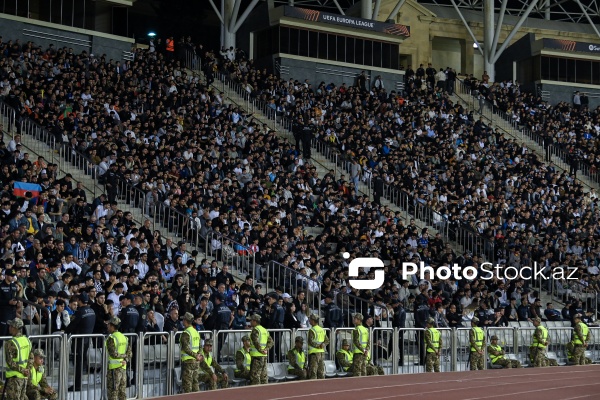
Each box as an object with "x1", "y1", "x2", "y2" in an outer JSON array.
[{"x1": 159, "y1": 365, "x2": 600, "y2": 400}]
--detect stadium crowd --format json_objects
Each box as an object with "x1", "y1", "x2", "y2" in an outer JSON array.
[{"x1": 0, "y1": 33, "x2": 598, "y2": 392}]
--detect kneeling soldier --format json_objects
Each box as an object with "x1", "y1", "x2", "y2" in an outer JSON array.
[
  {"x1": 235, "y1": 336, "x2": 252, "y2": 380},
  {"x1": 487, "y1": 336, "x2": 521, "y2": 368},
  {"x1": 287, "y1": 336, "x2": 307, "y2": 380},
  {"x1": 26, "y1": 349, "x2": 57, "y2": 400}
]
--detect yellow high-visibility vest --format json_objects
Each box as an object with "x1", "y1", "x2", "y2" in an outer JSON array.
[
  {"x1": 532, "y1": 326, "x2": 548, "y2": 348},
  {"x1": 106, "y1": 331, "x2": 128, "y2": 370},
  {"x1": 250, "y1": 325, "x2": 268, "y2": 357},
  {"x1": 288, "y1": 349, "x2": 306, "y2": 370},
  {"x1": 470, "y1": 327, "x2": 484, "y2": 352},
  {"x1": 353, "y1": 325, "x2": 369, "y2": 354},
  {"x1": 489, "y1": 344, "x2": 504, "y2": 364},
  {"x1": 337, "y1": 349, "x2": 354, "y2": 371},
  {"x1": 30, "y1": 366, "x2": 44, "y2": 386},
  {"x1": 180, "y1": 326, "x2": 200, "y2": 362},
  {"x1": 6, "y1": 336, "x2": 32, "y2": 379},
  {"x1": 573, "y1": 322, "x2": 589, "y2": 345},
  {"x1": 427, "y1": 328, "x2": 441, "y2": 353},
  {"x1": 235, "y1": 348, "x2": 251, "y2": 372},
  {"x1": 308, "y1": 325, "x2": 326, "y2": 354}
]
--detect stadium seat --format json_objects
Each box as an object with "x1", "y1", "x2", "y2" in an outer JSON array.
[
  {"x1": 225, "y1": 366, "x2": 247, "y2": 387},
  {"x1": 267, "y1": 363, "x2": 287, "y2": 382},
  {"x1": 546, "y1": 352, "x2": 566, "y2": 366},
  {"x1": 155, "y1": 313, "x2": 164, "y2": 332},
  {"x1": 87, "y1": 348, "x2": 103, "y2": 371},
  {"x1": 488, "y1": 358, "x2": 503, "y2": 369},
  {"x1": 325, "y1": 360, "x2": 338, "y2": 378}
]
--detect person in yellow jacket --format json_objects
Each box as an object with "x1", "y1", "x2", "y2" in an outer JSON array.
[
  {"x1": 336, "y1": 339, "x2": 354, "y2": 373},
  {"x1": 351, "y1": 313, "x2": 370, "y2": 377},
  {"x1": 4, "y1": 318, "x2": 33, "y2": 400},
  {"x1": 180, "y1": 313, "x2": 204, "y2": 393},
  {"x1": 234, "y1": 336, "x2": 252, "y2": 380},
  {"x1": 469, "y1": 317, "x2": 485, "y2": 370},
  {"x1": 570, "y1": 314, "x2": 591, "y2": 365},
  {"x1": 287, "y1": 336, "x2": 307, "y2": 379},
  {"x1": 425, "y1": 317, "x2": 442, "y2": 372},
  {"x1": 106, "y1": 317, "x2": 132, "y2": 400},
  {"x1": 26, "y1": 349, "x2": 57, "y2": 400},
  {"x1": 249, "y1": 314, "x2": 273, "y2": 385},
  {"x1": 487, "y1": 336, "x2": 522, "y2": 368},
  {"x1": 530, "y1": 317, "x2": 549, "y2": 367},
  {"x1": 307, "y1": 314, "x2": 329, "y2": 379}
]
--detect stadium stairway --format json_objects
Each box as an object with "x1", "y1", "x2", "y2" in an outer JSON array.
[{"x1": 452, "y1": 82, "x2": 598, "y2": 192}]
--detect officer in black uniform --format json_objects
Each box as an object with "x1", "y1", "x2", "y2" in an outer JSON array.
[
  {"x1": 389, "y1": 299, "x2": 406, "y2": 366},
  {"x1": 118, "y1": 293, "x2": 140, "y2": 386},
  {"x1": 104, "y1": 163, "x2": 119, "y2": 203},
  {"x1": 133, "y1": 294, "x2": 147, "y2": 334},
  {"x1": 301, "y1": 123, "x2": 314, "y2": 160},
  {"x1": 214, "y1": 293, "x2": 232, "y2": 361},
  {"x1": 323, "y1": 293, "x2": 343, "y2": 329},
  {"x1": 66, "y1": 292, "x2": 96, "y2": 392},
  {"x1": 268, "y1": 294, "x2": 285, "y2": 361},
  {"x1": 0, "y1": 268, "x2": 18, "y2": 338},
  {"x1": 414, "y1": 281, "x2": 431, "y2": 366}
]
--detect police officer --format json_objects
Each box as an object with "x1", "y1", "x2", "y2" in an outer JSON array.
[
  {"x1": 180, "y1": 313, "x2": 203, "y2": 393},
  {"x1": 4, "y1": 318, "x2": 32, "y2": 400},
  {"x1": 351, "y1": 313, "x2": 370, "y2": 377},
  {"x1": 488, "y1": 335, "x2": 521, "y2": 368},
  {"x1": 133, "y1": 294, "x2": 147, "y2": 334},
  {"x1": 213, "y1": 293, "x2": 232, "y2": 358},
  {"x1": 106, "y1": 317, "x2": 132, "y2": 400},
  {"x1": 249, "y1": 314, "x2": 273, "y2": 385},
  {"x1": 570, "y1": 313, "x2": 590, "y2": 365},
  {"x1": 389, "y1": 299, "x2": 406, "y2": 366},
  {"x1": 424, "y1": 317, "x2": 441, "y2": 372},
  {"x1": 66, "y1": 293, "x2": 96, "y2": 392},
  {"x1": 266, "y1": 294, "x2": 284, "y2": 360},
  {"x1": 118, "y1": 294, "x2": 139, "y2": 333},
  {"x1": 104, "y1": 163, "x2": 119, "y2": 203},
  {"x1": 234, "y1": 336, "x2": 252, "y2": 381},
  {"x1": 26, "y1": 349, "x2": 57, "y2": 400},
  {"x1": 414, "y1": 281, "x2": 431, "y2": 366},
  {"x1": 469, "y1": 317, "x2": 485, "y2": 370},
  {"x1": 530, "y1": 317, "x2": 549, "y2": 367},
  {"x1": 336, "y1": 339, "x2": 354, "y2": 373},
  {"x1": 0, "y1": 269, "x2": 18, "y2": 337},
  {"x1": 287, "y1": 336, "x2": 307, "y2": 380},
  {"x1": 323, "y1": 293, "x2": 342, "y2": 329},
  {"x1": 307, "y1": 314, "x2": 329, "y2": 379}
]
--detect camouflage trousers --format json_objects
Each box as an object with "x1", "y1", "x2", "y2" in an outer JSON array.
[
  {"x1": 530, "y1": 347, "x2": 549, "y2": 367},
  {"x1": 26, "y1": 384, "x2": 59, "y2": 400},
  {"x1": 234, "y1": 369, "x2": 251, "y2": 381},
  {"x1": 5, "y1": 377, "x2": 28, "y2": 400},
  {"x1": 352, "y1": 353, "x2": 367, "y2": 377},
  {"x1": 366, "y1": 363, "x2": 384, "y2": 376},
  {"x1": 492, "y1": 358, "x2": 522, "y2": 368},
  {"x1": 308, "y1": 353, "x2": 325, "y2": 379},
  {"x1": 106, "y1": 368, "x2": 127, "y2": 400},
  {"x1": 250, "y1": 357, "x2": 268, "y2": 385},
  {"x1": 181, "y1": 361, "x2": 199, "y2": 393},
  {"x1": 571, "y1": 344, "x2": 587, "y2": 366},
  {"x1": 199, "y1": 372, "x2": 229, "y2": 390},
  {"x1": 425, "y1": 352, "x2": 440, "y2": 372},
  {"x1": 469, "y1": 352, "x2": 484, "y2": 370},
  {"x1": 288, "y1": 367, "x2": 307, "y2": 380}
]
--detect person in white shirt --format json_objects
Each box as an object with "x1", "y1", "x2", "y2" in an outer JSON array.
[
  {"x1": 108, "y1": 283, "x2": 125, "y2": 316},
  {"x1": 62, "y1": 254, "x2": 82, "y2": 276},
  {"x1": 135, "y1": 253, "x2": 150, "y2": 279}
]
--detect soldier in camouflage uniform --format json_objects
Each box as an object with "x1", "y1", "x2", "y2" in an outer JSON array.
[
  {"x1": 566, "y1": 342, "x2": 593, "y2": 365},
  {"x1": 530, "y1": 317, "x2": 549, "y2": 367},
  {"x1": 26, "y1": 349, "x2": 57, "y2": 400},
  {"x1": 198, "y1": 340, "x2": 229, "y2": 390},
  {"x1": 570, "y1": 314, "x2": 591, "y2": 365},
  {"x1": 487, "y1": 336, "x2": 521, "y2": 368},
  {"x1": 336, "y1": 339, "x2": 354, "y2": 372},
  {"x1": 469, "y1": 317, "x2": 485, "y2": 370},
  {"x1": 180, "y1": 312, "x2": 204, "y2": 393},
  {"x1": 424, "y1": 317, "x2": 442, "y2": 372},
  {"x1": 307, "y1": 314, "x2": 329, "y2": 379},
  {"x1": 106, "y1": 317, "x2": 132, "y2": 400},
  {"x1": 351, "y1": 313, "x2": 370, "y2": 377},
  {"x1": 234, "y1": 336, "x2": 252, "y2": 380},
  {"x1": 249, "y1": 314, "x2": 273, "y2": 385},
  {"x1": 287, "y1": 336, "x2": 307, "y2": 379},
  {"x1": 4, "y1": 318, "x2": 33, "y2": 400}
]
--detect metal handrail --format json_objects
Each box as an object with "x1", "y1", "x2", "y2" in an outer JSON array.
[{"x1": 17, "y1": 296, "x2": 51, "y2": 335}]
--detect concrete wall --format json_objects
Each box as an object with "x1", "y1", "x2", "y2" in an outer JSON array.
[
  {"x1": 279, "y1": 56, "x2": 405, "y2": 93},
  {"x1": 432, "y1": 37, "x2": 462, "y2": 71},
  {"x1": 0, "y1": 14, "x2": 133, "y2": 62}
]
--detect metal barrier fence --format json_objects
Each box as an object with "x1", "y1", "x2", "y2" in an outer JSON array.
[
  {"x1": 265, "y1": 260, "x2": 321, "y2": 317},
  {"x1": 2, "y1": 326, "x2": 597, "y2": 399},
  {"x1": 206, "y1": 230, "x2": 256, "y2": 284}
]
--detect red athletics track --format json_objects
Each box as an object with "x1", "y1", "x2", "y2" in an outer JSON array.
[{"x1": 159, "y1": 365, "x2": 600, "y2": 400}]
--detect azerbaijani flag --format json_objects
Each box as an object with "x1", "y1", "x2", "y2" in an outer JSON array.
[{"x1": 13, "y1": 182, "x2": 42, "y2": 198}]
